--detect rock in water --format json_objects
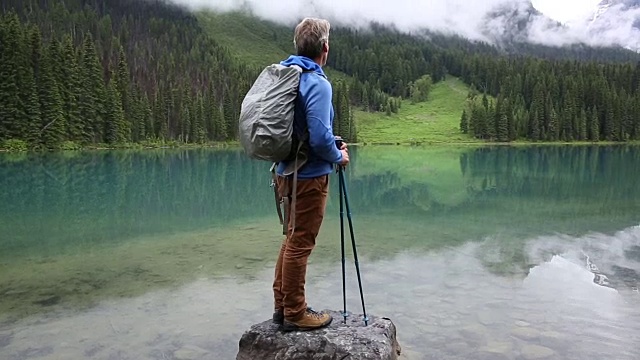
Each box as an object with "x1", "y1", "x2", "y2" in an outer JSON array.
[{"x1": 236, "y1": 310, "x2": 401, "y2": 360}]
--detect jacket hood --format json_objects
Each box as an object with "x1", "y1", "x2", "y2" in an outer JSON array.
[{"x1": 280, "y1": 55, "x2": 327, "y2": 78}]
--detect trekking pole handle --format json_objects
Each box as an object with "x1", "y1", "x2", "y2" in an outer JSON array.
[{"x1": 335, "y1": 136, "x2": 345, "y2": 173}]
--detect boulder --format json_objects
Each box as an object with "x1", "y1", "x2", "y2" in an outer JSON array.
[{"x1": 236, "y1": 310, "x2": 401, "y2": 360}]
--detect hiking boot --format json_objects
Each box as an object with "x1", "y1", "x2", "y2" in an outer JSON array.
[
  {"x1": 273, "y1": 309, "x2": 284, "y2": 324},
  {"x1": 282, "y1": 308, "x2": 333, "y2": 332}
]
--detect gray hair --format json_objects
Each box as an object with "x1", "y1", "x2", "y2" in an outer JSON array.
[{"x1": 293, "y1": 17, "x2": 331, "y2": 59}]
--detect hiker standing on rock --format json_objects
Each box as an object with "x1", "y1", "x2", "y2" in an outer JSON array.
[{"x1": 272, "y1": 17, "x2": 350, "y2": 332}]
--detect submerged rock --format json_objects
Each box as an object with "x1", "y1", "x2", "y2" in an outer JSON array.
[
  {"x1": 236, "y1": 310, "x2": 401, "y2": 360},
  {"x1": 0, "y1": 332, "x2": 13, "y2": 348},
  {"x1": 174, "y1": 345, "x2": 210, "y2": 360},
  {"x1": 511, "y1": 326, "x2": 540, "y2": 340},
  {"x1": 33, "y1": 295, "x2": 61, "y2": 307},
  {"x1": 520, "y1": 344, "x2": 555, "y2": 360},
  {"x1": 625, "y1": 246, "x2": 640, "y2": 262}
]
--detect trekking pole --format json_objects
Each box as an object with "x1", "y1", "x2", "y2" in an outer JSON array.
[
  {"x1": 338, "y1": 164, "x2": 347, "y2": 325},
  {"x1": 334, "y1": 137, "x2": 368, "y2": 326},
  {"x1": 338, "y1": 166, "x2": 368, "y2": 326}
]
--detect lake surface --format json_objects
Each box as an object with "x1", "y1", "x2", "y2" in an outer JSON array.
[{"x1": 1, "y1": 145, "x2": 639, "y2": 360}]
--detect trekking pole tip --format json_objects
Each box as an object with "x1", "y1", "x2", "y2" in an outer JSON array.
[{"x1": 341, "y1": 311, "x2": 349, "y2": 323}]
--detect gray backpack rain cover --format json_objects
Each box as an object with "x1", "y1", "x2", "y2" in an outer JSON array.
[{"x1": 239, "y1": 64, "x2": 303, "y2": 162}]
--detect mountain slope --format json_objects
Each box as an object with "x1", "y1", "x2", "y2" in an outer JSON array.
[
  {"x1": 589, "y1": 0, "x2": 640, "y2": 51},
  {"x1": 481, "y1": 0, "x2": 561, "y2": 46},
  {"x1": 196, "y1": 11, "x2": 352, "y2": 82},
  {"x1": 355, "y1": 77, "x2": 478, "y2": 144},
  {"x1": 197, "y1": 11, "x2": 290, "y2": 68}
]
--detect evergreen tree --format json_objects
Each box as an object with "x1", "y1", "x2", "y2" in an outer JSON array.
[
  {"x1": 222, "y1": 90, "x2": 234, "y2": 140},
  {"x1": 561, "y1": 104, "x2": 574, "y2": 141},
  {"x1": 192, "y1": 93, "x2": 206, "y2": 143},
  {"x1": 530, "y1": 110, "x2": 540, "y2": 141},
  {"x1": 590, "y1": 106, "x2": 600, "y2": 142},
  {"x1": 409, "y1": 74, "x2": 432, "y2": 103},
  {"x1": 38, "y1": 33, "x2": 66, "y2": 149},
  {"x1": 60, "y1": 35, "x2": 82, "y2": 142},
  {"x1": 604, "y1": 92, "x2": 616, "y2": 141},
  {"x1": 48, "y1": 37, "x2": 63, "y2": 97},
  {"x1": 0, "y1": 13, "x2": 21, "y2": 140},
  {"x1": 496, "y1": 98, "x2": 509, "y2": 142},
  {"x1": 339, "y1": 82, "x2": 352, "y2": 140},
  {"x1": 79, "y1": 32, "x2": 106, "y2": 143},
  {"x1": 621, "y1": 96, "x2": 633, "y2": 141},
  {"x1": 19, "y1": 24, "x2": 41, "y2": 146},
  {"x1": 349, "y1": 110, "x2": 357, "y2": 143},
  {"x1": 154, "y1": 91, "x2": 170, "y2": 140},
  {"x1": 486, "y1": 101, "x2": 496, "y2": 140},
  {"x1": 214, "y1": 102, "x2": 227, "y2": 141},
  {"x1": 141, "y1": 92, "x2": 153, "y2": 141},
  {"x1": 470, "y1": 102, "x2": 487, "y2": 139},
  {"x1": 180, "y1": 89, "x2": 192, "y2": 143},
  {"x1": 104, "y1": 74, "x2": 127, "y2": 144},
  {"x1": 460, "y1": 109, "x2": 469, "y2": 134},
  {"x1": 547, "y1": 107, "x2": 559, "y2": 141},
  {"x1": 579, "y1": 108, "x2": 587, "y2": 141},
  {"x1": 115, "y1": 45, "x2": 132, "y2": 140},
  {"x1": 506, "y1": 98, "x2": 516, "y2": 141},
  {"x1": 129, "y1": 91, "x2": 143, "y2": 142}
]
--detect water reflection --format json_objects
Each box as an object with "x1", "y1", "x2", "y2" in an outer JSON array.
[
  {"x1": 2, "y1": 145, "x2": 640, "y2": 260},
  {"x1": 1, "y1": 226, "x2": 638, "y2": 360},
  {"x1": 0, "y1": 149, "x2": 279, "y2": 260}
]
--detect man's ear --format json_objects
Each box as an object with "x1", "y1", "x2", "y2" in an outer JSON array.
[{"x1": 322, "y1": 42, "x2": 329, "y2": 53}]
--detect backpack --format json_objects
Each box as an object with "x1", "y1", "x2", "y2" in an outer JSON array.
[
  {"x1": 238, "y1": 63, "x2": 312, "y2": 235},
  {"x1": 239, "y1": 64, "x2": 309, "y2": 163}
]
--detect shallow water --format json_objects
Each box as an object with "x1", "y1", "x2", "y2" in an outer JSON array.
[{"x1": 1, "y1": 145, "x2": 639, "y2": 360}]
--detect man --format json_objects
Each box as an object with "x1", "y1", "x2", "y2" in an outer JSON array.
[{"x1": 272, "y1": 17, "x2": 350, "y2": 332}]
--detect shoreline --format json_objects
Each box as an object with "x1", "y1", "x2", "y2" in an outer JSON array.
[{"x1": 1, "y1": 140, "x2": 639, "y2": 153}]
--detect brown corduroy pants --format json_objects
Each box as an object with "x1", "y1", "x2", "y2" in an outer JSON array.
[{"x1": 273, "y1": 173, "x2": 329, "y2": 321}]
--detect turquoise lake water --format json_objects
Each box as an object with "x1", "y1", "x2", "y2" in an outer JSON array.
[{"x1": 1, "y1": 145, "x2": 639, "y2": 359}]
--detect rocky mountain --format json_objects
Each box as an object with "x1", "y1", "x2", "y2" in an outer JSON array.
[
  {"x1": 589, "y1": 0, "x2": 640, "y2": 51},
  {"x1": 479, "y1": 0, "x2": 564, "y2": 48},
  {"x1": 486, "y1": 0, "x2": 640, "y2": 52},
  {"x1": 592, "y1": 0, "x2": 640, "y2": 22}
]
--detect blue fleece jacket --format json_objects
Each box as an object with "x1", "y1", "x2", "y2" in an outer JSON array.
[{"x1": 276, "y1": 55, "x2": 343, "y2": 179}]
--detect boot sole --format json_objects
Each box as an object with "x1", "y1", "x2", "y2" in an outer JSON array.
[{"x1": 281, "y1": 317, "x2": 333, "y2": 332}]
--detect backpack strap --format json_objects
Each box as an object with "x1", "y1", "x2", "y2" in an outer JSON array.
[
  {"x1": 288, "y1": 137, "x2": 307, "y2": 236},
  {"x1": 274, "y1": 67, "x2": 315, "y2": 236},
  {"x1": 287, "y1": 69, "x2": 315, "y2": 236}
]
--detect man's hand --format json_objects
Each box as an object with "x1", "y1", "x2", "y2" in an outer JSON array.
[
  {"x1": 339, "y1": 149, "x2": 350, "y2": 166},
  {"x1": 340, "y1": 142, "x2": 348, "y2": 151}
]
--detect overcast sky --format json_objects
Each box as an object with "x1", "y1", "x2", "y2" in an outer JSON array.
[{"x1": 172, "y1": 0, "x2": 639, "y2": 50}]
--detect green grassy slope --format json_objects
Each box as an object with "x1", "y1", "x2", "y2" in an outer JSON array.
[
  {"x1": 355, "y1": 77, "x2": 479, "y2": 145},
  {"x1": 196, "y1": 11, "x2": 350, "y2": 82},
  {"x1": 197, "y1": 11, "x2": 291, "y2": 68}
]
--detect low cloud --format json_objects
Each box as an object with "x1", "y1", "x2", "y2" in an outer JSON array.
[
  {"x1": 171, "y1": 0, "x2": 640, "y2": 51},
  {"x1": 583, "y1": 3, "x2": 640, "y2": 50}
]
